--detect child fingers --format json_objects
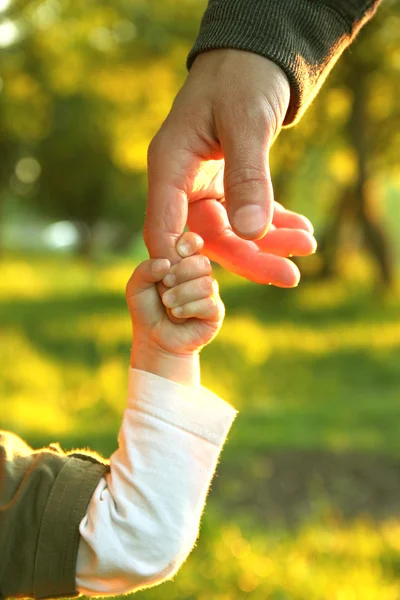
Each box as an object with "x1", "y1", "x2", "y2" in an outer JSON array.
[
  {"x1": 176, "y1": 231, "x2": 204, "y2": 258},
  {"x1": 162, "y1": 276, "x2": 218, "y2": 309},
  {"x1": 162, "y1": 255, "x2": 212, "y2": 288},
  {"x1": 171, "y1": 296, "x2": 225, "y2": 321},
  {"x1": 126, "y1": 258, "x2": 170, "y2": 297}
]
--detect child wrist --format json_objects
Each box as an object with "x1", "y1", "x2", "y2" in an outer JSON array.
[{"x1": 130, "y1": 339, "x2": 200, "y2": 389}]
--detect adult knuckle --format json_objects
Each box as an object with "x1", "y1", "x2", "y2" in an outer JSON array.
[
  {"x1": 259, "y1": 96, "x2": 279, "y2": 135},
  {"x1": 219, "y1": 94, "x2": 262, "y2": 122},
  {"x1": 225, "y1": 166, "x2": 269, "y2": 193}
]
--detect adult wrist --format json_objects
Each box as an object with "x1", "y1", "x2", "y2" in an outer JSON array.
[
  {"x1": 186, "y1": 0, "x2": 371, "y2": 126},
  {"x1": 130, "y1": 338, "x2": 200, "y2": 390}
]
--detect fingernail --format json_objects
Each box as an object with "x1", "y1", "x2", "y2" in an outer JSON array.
[
  {"x1": 163, "y1": 273, "x2": 176, "y2": 287},
  {"x1": 163, "y1": 292, "x2": 176, "y2": 307},
  {"x1": 177, "y1": 243, "x2": 191, "y2": 257},
  {"x1": 172, "y1": 306, "x2": 183, "y2": 316},
  {"x1": 233, "y1": 205, "x2": 267, "y2": 237}
]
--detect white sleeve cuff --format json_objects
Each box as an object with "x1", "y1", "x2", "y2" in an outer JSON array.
[{"x1": 128, "y1": 368, "x2": 238, "y2": 447}]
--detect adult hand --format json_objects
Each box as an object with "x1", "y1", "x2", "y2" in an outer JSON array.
[{"x1": 145, "y1": 49, "x2": 316, "y2": 288}]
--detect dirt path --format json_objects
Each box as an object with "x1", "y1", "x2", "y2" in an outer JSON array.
[{"x1": 212, "y1": 450, "x2": 400, "y2": 526}]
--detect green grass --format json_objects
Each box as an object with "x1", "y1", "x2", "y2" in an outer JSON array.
[{"x1": 2, "y1": 252, "x2": 400, "y2": 598}]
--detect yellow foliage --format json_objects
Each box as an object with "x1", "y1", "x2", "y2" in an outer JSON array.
[
  {"x1": 0, "y1": 259, "x2": 49, "y2": 299},
  {"x1": 328, "y1": 148, "x2": 358, "y2": 185},
  {"x1": 220, "y1": 315, "x2": 271, "y2": 365},
  {"x1": 108, "y1": 61, "x2": 179, "y2": 171},
  {"x1": 7, "y1": 72, "x2": 40, "y2": 100},
  {"x1": 194, "y1": 515, "x2": 400, "y2": 599},
  {"x1": 98, "y1": 359, "x2": 128, "y2": 410},
  {"x1": 0, "y1": 333, "x2": 71, "y2": 434},
  {"x1": 326, "y1": 88, "x2": 351, "y2": 121},
  {"x1": 368, "y1": 76, "x2": 395, "y2": 120}
]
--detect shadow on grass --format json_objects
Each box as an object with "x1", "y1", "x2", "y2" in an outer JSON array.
[{"x1": 212, "y1": 448, "x2": 400, "y2": 529}]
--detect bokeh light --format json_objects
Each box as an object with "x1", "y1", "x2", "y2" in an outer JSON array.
[{"x1": 0, "y1": 1, "x2": 399, "y2": 599}]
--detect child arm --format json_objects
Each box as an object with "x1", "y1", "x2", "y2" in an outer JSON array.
[
  {"x1": 76, "y1": 369, "x2": 236, "y2": 595},
  {"x1": 75, "y1": 233, "x2": 237, "y2": 595},
  {"x1": 0, "y1": 234, "x2": 236, "y2": 600}
]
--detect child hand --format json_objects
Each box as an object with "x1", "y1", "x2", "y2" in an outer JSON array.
[{"x1": 126, "y1": 232, "x2": 225, "y2": 359}]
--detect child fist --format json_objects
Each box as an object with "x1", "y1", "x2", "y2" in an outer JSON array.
[{"x1": 126, "y1": 232, "x2": 225, "y2": 360}]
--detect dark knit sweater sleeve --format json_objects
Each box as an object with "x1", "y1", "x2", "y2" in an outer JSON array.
[{"x1": 187, "y1": 0, "x2": 382, "y2": 126}]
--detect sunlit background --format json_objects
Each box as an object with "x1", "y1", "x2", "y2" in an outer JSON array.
[{"x1": 1, "y1": 0, "x2": 400, "y2": 598}]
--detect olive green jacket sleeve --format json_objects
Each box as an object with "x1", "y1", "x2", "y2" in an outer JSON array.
[
  {"x1": 0, "y1": 431, "x2": 109, "y2": 600},
  {"x1": 187, "y1": 0, "x2": 383, "y2": 125}
]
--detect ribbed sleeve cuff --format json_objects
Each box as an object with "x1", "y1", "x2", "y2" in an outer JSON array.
[
  {"x1": 187, "y1": 0, "x2": 380, "y2": 125},
  {"x1": 34, "y1": 458, "x2": 108, "y2": 599},
  {"x1": 128, "y1": 368, "x2": 238, "y2": 447}
]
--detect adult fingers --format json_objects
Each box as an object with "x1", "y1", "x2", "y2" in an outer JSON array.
[
  {"x1": 188, "y1": 200, "x2": 300, "y2": 287},
  {"x1": 205, "y1": 238, "x2": 300, "y2": 287},
  {"x1": 256, "y1": 226, "x2": 317, "y2": 257},
  {"x1": 273, "y1": 202, "x2": 314, "y2": 234}
]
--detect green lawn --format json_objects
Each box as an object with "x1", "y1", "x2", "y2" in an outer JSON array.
[{"x1": 2, "y1": 253, "x2": 400, "y2": 599}]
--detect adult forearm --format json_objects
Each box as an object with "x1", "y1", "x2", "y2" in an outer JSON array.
[{"x1": 187, "y1": 0, "x2": 383, "y2": 125}]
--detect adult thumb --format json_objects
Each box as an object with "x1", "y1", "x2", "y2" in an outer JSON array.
[
  {"x1": 215, "y1": 94, "x2": 276, "y2": 240},
  {"x1": 219, "y1": 113, "x2": 275, "y2": 241}
]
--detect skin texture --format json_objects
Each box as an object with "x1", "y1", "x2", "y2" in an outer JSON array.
[
  {"x1": 145, "y1": 49, "x2": 317, "y2": 290},
  {"x1": 126, "y1": 232, "x2": 224, "y2": 389}
]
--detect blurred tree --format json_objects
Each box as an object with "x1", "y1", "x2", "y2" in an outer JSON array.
[
  {"x1": 317, "y1": 47, "x2": 395, "y2": 287},
  {"x1": 36, "y1": 94, "x2": 112, "y2": 255},
  {"x1": 0, "y1": 0, "x2": 398, "y2": 270},
  {"x1": 0, "y1": 0, "x2": 202, "y2": 255},
  {"x1": 272, "y1": 0, "x2": 399, "y2": 286}
]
